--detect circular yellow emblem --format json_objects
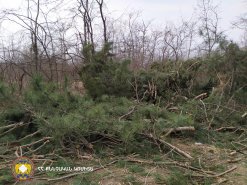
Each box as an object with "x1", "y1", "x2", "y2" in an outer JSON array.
[{"x1": 12, "y1": 156, "x2": 34, "y2": 181}]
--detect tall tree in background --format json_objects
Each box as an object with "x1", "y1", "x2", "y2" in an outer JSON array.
[
  {"x1": 96, "y1": 0, "x2": 107, "y2": 44},
  {"x1": 28, "y1": 0, "x2": 40, "y2": 73},
  {"x1": 77, "y1": 0, "x2": 95, "y2": 55},
  {"x1": 234, "y1": 12, "x2": 247, "y2": 47},
  {"x1": 197, "y1": 0, "x2": 223, "y2": 56}
]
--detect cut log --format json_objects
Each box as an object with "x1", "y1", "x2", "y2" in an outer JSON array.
[
  {"x1": 164, "y1": 126, "x2": 195, "y2": 137},
  {"x1": 194, "y1": 93, "x2": 208, "y2": 100},
  {"x1": 242, "y1": 112, "x2": 247, "y2": 118}
]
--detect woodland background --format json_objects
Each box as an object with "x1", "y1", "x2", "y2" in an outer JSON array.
[{"x1": 0, "y1": 0, "x2": 246, "y2": 184}]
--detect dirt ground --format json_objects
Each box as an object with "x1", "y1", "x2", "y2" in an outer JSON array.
[{"x1": 14, "y1": 139, "x2": 247, "y2": 185}]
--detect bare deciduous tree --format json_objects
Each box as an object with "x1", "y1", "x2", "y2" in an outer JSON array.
[
  {"x1": 197, "y1": 0, "x2": 223, "y2": 56},
  {"x1": 96, "y1": 0, "x2": 107, "y2": 44}
]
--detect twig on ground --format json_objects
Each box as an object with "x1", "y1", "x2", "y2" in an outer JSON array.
[
  {"x1": 21, "y1": 137, "x2": 52, "y2": 148},
  {"x1": 16, "y1": 130, "x2": 40, "y2": 142},
  {"x1": 0, "y1": 122, "x2": 30, "y2": 137},
  {"x1": 213, "y1": 166, "x2": 237, "y2": 177},
  {"x1": 0, "y1": 122, "x2": 25, "y2": 130},
  {"x1": 144, "y1": 133, "x2": 193, "y2": 159},
  {"x1": 119, "y1": 106, "x2": 136, "y2": 121},
  {"x1": 199, "y1": 100, "x2": 211, "y2": 129},
  {"x1": 215, "y1": 127, "x2": 245, "y2": 132},
  {"x1": 24, "y1": 140, "x2": 50, "y2": 155}
]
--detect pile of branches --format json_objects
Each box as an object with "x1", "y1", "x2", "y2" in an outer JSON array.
[{"x1": 0, "y1": 89, "x2": 246, "y2": 184}]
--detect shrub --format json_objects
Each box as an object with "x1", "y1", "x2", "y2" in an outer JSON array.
[{"x1": 80, "y1": 43, "x2": 133, "y2": 98}]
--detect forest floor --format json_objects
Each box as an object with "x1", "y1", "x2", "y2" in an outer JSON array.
[{"x1": 14, "y1": 138, "x2": 247, "y2": 185}]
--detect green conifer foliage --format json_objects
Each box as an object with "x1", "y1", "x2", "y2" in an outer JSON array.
[{"x1": 80, "y1": 43, "x2": 133, "y2": 98}]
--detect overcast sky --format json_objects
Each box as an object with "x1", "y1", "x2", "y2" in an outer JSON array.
[
  {"x1": 0, "y1": 0, "x2": 246, "y2": 42},
  {"x1": 105, "y1": 0, "x2": 247, "y2": 42}
]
